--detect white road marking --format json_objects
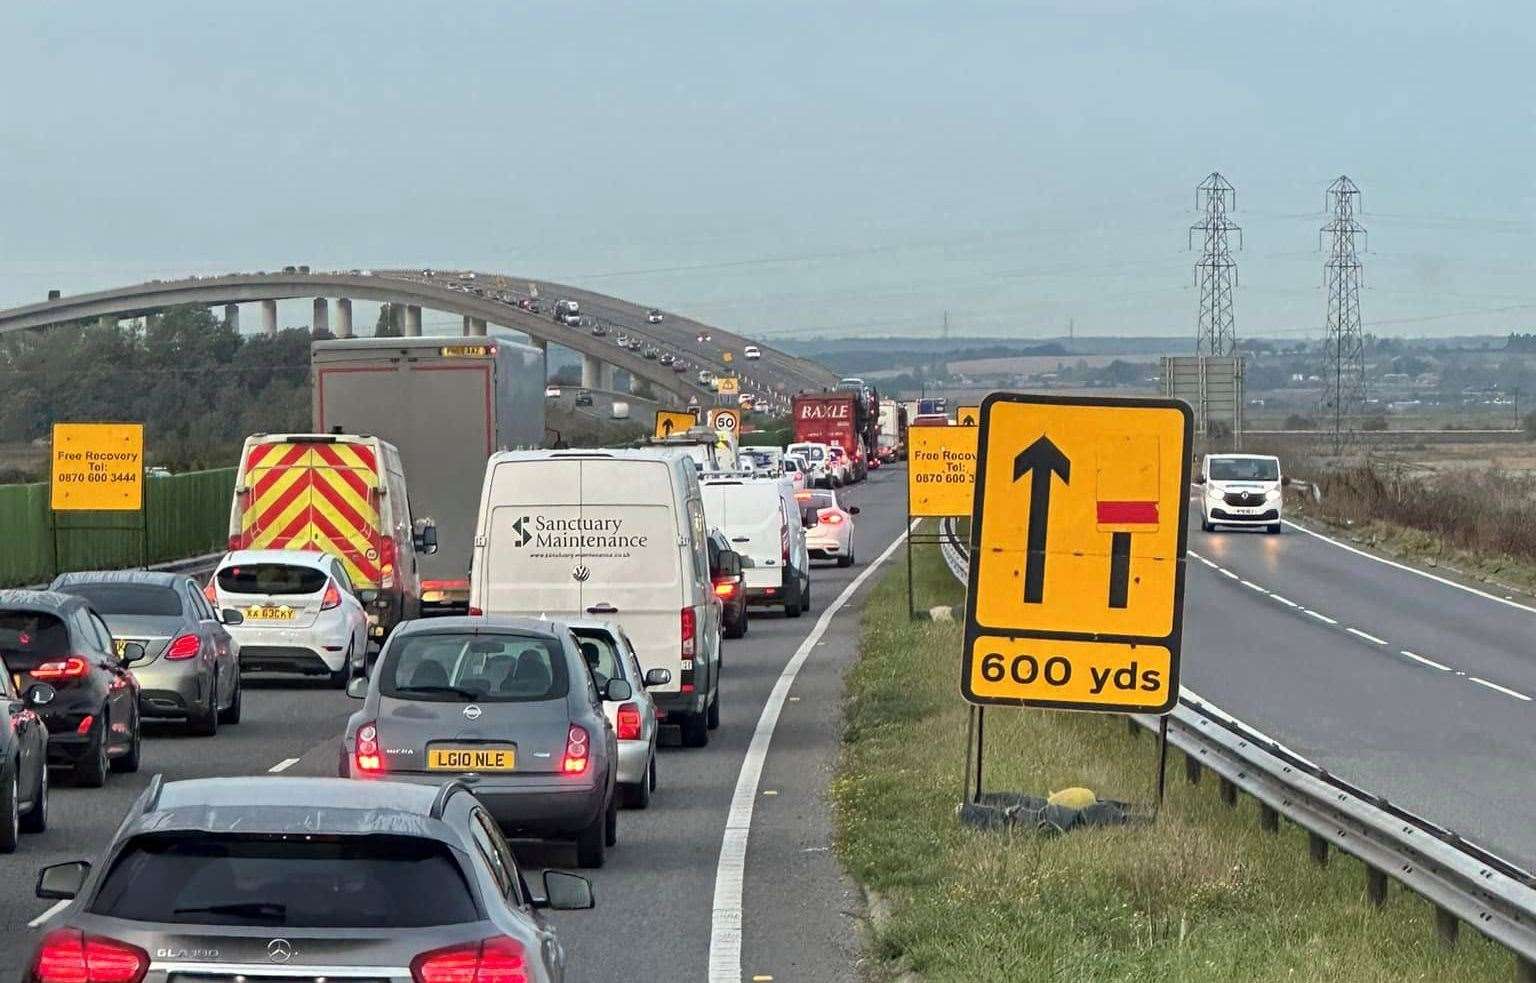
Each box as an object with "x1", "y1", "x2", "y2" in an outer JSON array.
[
  {"x1": 269, "y1": 757, "x2": 300, "y2": 773},
  {"x1": 1219, "y1": 568, "x2": 1240, "y2": 580},
  {"x1": 1400, "y1": 650, "x2": 1452, "y2": 672},
  {"x1": 1284, "y1": 520, "x2": 1536, "y2": 616},
  {"x1": 1240, "y1": 579, "x2": 1267, "y2": 593},
  {"x1": 1345, "y1": 627, "x2": 1388, "y2": 646},
  {"x1": 28, "y1": 899, "x2": 69, "y2": 928},
  {"x1": 1269, "y1": 594, "x2": 1298, "y2": 607},
  {"x1": 709, "y1": 518, "x2": 917, "y2": 982},
  {"x1": 1469, "y1": 677, "x2": 1533, "y2": 702},
  {"x1": 1305, "y1": 610, "x2": 1338, "y2": 625}
]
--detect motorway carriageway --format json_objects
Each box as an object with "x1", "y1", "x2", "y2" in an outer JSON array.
[
  {"x1": 1184, "y1": 509, "x2": 1536, "y2": 869},
  {"x1": 0, "y1": 465, "x2": 915, "y2": 983}
]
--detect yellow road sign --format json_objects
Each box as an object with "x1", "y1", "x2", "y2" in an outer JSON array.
[
  {"x1": 655, "y1": 410, "x2": 697, "y2": 439},
  {"x1": 961, "y1": 393, "x2": 1192, "y2": 714},
  {"x1": 906, "y1": 426, "x2": 978, "y2": 517},
  {"x1": 722, "y1": 351, "x2": 734, "y2": 364},
  {"x1": 708, "y1": 407, "x2": 741, "y2": 434},
  {"x1": 51, "y1": 423, "x2": 145, "y2": 512},
  {"x1": 956, "y1": 404, "x2": 981, "y2": 426},
  {"x1": 716, "y1": 376, "x2": 741, "y2": 396}
]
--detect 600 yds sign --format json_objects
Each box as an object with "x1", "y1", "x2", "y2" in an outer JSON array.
[{"x1": 967, "y1": 635, "x2": 1171, "y2": 708}]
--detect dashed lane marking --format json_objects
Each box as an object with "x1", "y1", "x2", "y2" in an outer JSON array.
[
  {"x1": 269, "y1": 757, "x2": 300, "y2": 773},
  {"x1": 1469, "y1": 677, "x2": 1533, "y2": 702},
  {"x1": 28, "y1": 899, "x2": 69, "y2": 928},
  {"x1": 1345, "y1": 627, "x2": 1388, "y2": 646},
  {"x1": 1304, "y1": 610, "x2": 1338, "y2": 625},
  {"x1": 1400, "y1": 650, "x2": 1452, "y2": 672}
]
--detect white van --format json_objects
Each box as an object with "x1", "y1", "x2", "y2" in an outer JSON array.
[
  {"x1": 468, "y1": 450, "x2": 724, "y2": 747},
  {"x1": 1197, "y1": 453, "x2": 1285, "y2": 534},
  {"x1": 786, "y1": 441, "x2": 835, "y2": 488},
  {"x1": 700, "y1": 473, "x2": 812, "y2": 618}
]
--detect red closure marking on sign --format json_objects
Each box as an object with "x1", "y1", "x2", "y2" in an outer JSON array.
[{"x1": 1096, "y1": 501, "x2": 1158, "y2": 524}]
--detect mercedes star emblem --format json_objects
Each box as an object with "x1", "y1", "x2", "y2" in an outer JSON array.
[{"x1": 267, "y1": 938, "x2": 294, "y2": 963}]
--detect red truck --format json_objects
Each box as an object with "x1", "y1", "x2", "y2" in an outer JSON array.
[{"x1": 792, "y1": 393, "x2": 866, "y2": 483}]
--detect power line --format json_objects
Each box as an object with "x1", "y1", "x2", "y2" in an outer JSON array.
[
  {"x1": 1190, "y1": 172, "x2": 1241, "y2": 356},
  {"x1": 1321, "y1": 176, "x2": 1368, "y2": 451}
]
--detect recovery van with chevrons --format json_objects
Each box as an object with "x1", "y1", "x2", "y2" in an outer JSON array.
[{"x1": 227, "y1": 433, "x2": 437, "y2": 645}]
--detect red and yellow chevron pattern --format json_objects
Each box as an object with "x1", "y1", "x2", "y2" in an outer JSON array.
[{"x1": 238, "y1": 440, "x2": 383, "y2": 587}]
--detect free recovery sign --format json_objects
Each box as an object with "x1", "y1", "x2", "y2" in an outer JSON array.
[
  {"x1": 50, "y1": 422, "x2": 145, "y2": 512},
  {"x1": 906, "y1": 425, "x2": 977, "y2": 517},
  {"x1": 960, "y1": 393, "x2": 1192, "y2": 714}
]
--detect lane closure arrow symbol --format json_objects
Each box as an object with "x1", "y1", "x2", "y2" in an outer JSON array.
[{"x1": 1013, "y1": 435, "x2": 1071, "y2": 604}]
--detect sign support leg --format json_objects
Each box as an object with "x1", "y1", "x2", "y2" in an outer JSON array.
[
  {"x1": 906, "y1": 523, "x2": 917, "y2": 620},
  {"x1": 1155, "y1": 714, "x2": 1170, "y2": 808},
  {"x1": 962, "y1": 704, "x2": 976, "y2": 802},
  {"x1": 973, "y1": 706, "x2": 986, "y2": 803}
]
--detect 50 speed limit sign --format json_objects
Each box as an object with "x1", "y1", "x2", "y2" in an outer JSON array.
[{"x1": 709, "y1": 408, "x2": 740, "y2": 433}]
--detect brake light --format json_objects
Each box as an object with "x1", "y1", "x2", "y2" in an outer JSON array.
[
  {"x1": 713, "y1": 579, "x2": 739, "y2": 599},
  {"x1": 202, "y1": 580, "x2": 217, "y2": 604},
  {"x1": 354, "y1": 722, "x2": 383, "y2": 775},
  {"x1": 321, "y1": 581, "x2": 343, "y2": 610},
  {"x1": 680, "y1": 607, "x2": 697, "y2": 660},
  {"x1": 77, "y1": 715, "x2": 95, "y2": 736},
  {"x1": 562, "y1": 724, "x2": 590, "y2": 775},
  {"x1": 412, "y1": 936, "x2": 527, "y2": 983},
  {"x1": 31, "y1": 929, "x2": 149, "y2": 983},
  {"x1": 616, "y1": 702, "x2": 642, "y2": 741},
  {"x1": 379, "y1": 536, "x2": 397, "y2": 589},
  {"x1": 820, "y1": 511, "x2": 844, "y2": 525},
  {"x1": 164, "y1": 633, "x2": 201, "y2": 661},
  {"x1": 31, "y1": 657, "x2": 90, "y2": 681},
  {"x1": 468, "y1": 606, "x2": 484, "y2": 617}
]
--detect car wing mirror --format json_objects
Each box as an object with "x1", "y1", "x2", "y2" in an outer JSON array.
[
  {"x1": 37, "y1": 860, "x2": 90, "y2": 901},
  {"x1": 346, "y1": 676, "x2": 369, "y2": 699},
  {"x1": 537, "y1": 870, "x2": 595, "y2": 911},
  {"x1": 414, "y1": 522, "x2": 439, "y2": 555},
  {"x1": 644, "y1": 667, "x2": 672, "y2": 687},
  {"x1": 220, "y1": 608, "x2": 244, "y2": 626},
  {"x1": 605, "y1": 679, "x2": 633, "y2": 702},
  {"x1": 23, "y1": 683, "x2": 56, "y2": 708}
]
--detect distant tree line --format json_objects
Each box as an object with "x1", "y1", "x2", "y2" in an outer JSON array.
[{"x1": 0, "y1": 305, "x2": 315, "y2": 478}]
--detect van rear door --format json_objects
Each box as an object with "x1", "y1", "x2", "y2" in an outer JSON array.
[
  {"x1": 238, "y1": 439, "x2": 383, "y2": 588},
  {"x1": 703, "y1": 481, "x2": 785, "y2": 592},
  {"x1": 482, "y1": 458, "x2": 585, "y2": 615}
]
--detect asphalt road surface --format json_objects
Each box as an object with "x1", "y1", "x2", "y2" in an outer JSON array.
[
  {"x1": 1183, "y1": 512, "x2": 1536, "y2": 869},
  {"x1": 0, "y1": 466, "x2": 912, "y2": 981}
]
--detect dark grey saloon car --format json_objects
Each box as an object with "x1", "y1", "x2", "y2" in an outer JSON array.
[
  {"x1": 342, "y1": 616, "x2": 624, "y2": 868},
  {"x1": 22, "y1": 775, "x2": 594, "y2": 982}
]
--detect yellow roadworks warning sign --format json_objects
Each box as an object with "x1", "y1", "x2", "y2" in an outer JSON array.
[
  {"x1": 655, "y1": 410, "x2": 696, "y2": 439},
  {"x1": 906, "y1": 425, "x2": 978, "y2": 517},
  {"x1": 961, "y1": 393, "x2": 1191, "y2": 714},
  {"x1": 956, "y1": 404, "x2": 981, "y2": 426},
  {"x1": 51, "y1": 423, "x2": 144, "y2": 511}
]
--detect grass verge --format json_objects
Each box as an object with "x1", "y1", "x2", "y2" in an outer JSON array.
[{"x1": 832, "y1": 531, "x2": 1510, "y2": 982}]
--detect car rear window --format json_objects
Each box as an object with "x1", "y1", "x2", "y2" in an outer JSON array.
[
  {"x1": 91, "y1": 833, "x2": 479, "y2": 928},
  {"x1": 63, "y1": 584, "x2": 182, "y2": 617},
  {"x1": 382, "y1": 632, "x2": 570, "y2": 703},
  {"x1": 0, "y1": 611, "x2": 70, "y2": 670},
  {"x1": 217, "y1": 564, "x2": 328, "y2": 596}
]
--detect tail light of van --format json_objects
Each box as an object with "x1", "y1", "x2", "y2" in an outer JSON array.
[
  {"x1": 226, "y1": 533, "x2": 242, "y2": 551},
  {"x1": 378, "y1": 536, "x2": 397, "y2": 589},
  {"x1": 412, "y1": 936, "x2": 526, "y2": 983},
  {"x1": 820, "y1": 510, "x2": 844, "y2": 526},
  {"x1": 164, "y1": 633, "x2": 202, "y2": 661},
  {"x1": 354, "y1": 722, "x2": 384, "y2": 775},
  {"x1": 31, "y1": 929, "x2": 149, "y2": 983},
  {"x1": 321, "y1": 581, "x2": 343, "y2": 611},
  {"x1": 680, "y1": 607, "x2": 697, "y2": 661},
  {"x1": 562, "y1": 724, "x2": 590, "y2": 775},
  {"x1": 616, "y1": 703, "x2": 642, "y2": 741}
]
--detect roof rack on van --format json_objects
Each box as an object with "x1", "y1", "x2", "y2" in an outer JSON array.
[{"x1": 430, "y1": 776, "x2": 480, "y2": 819}]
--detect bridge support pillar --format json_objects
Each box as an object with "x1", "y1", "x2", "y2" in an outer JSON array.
[
  {"x1": 335, "y1": 298, "x2": 353, "y2": 339},
  {"x1": 261, "y1": 299, "x2": 277, "y2": 338},
  {"x1": 97, "y1": 315, "x2": 116, "y2": 332},
  {"x1": 312, "y1": 298, "x2": 329, "y2": 337},
  {"x1": 404, "y1": 305, "x2": 422, "y2": 336},
  {"x1": 222, "y1": 305, "x2": 238, "y2": 332},
  {"x1": 602, "y1": 365, "x2": 618, "y2": 392},
  {"x1": 581, "y1": 354, "x2": 602, "y2": 390},
  {"x1": 463, "y1": 316, "x2": 487, "y2": 337}
]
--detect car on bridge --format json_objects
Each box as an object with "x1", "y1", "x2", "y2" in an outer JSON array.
[
  {"x1": 643, "y1": 346, "x2": 659, "y2": 360},
  {"x1": 659, "y1": 352, "x2": 675, "y2": 365},
  {"x1": 22, "y1": 775, "x2": 595, "y2": 981},
  {"x1": 673, "y1": 360, "x2": 688, "y2": 373},
  {"x1": 744, "y1": 345, "x2": 762, "y2": 360},
  {"x1": 647, "y1": 309, "x2": 664, "y2": 323},
  {"x1": 592, "y1": 322, "x2": 608, "y2": 336}
]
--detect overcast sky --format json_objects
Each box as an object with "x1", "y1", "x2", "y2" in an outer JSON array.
[{"x1": 2, "y1": 1, "x2": 1533, "y2": 341}]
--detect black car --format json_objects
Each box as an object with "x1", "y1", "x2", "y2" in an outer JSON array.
[
  {"x1": 575, "y1": 390, "x2": 595, "y2": 407},
  {"x1": 707, "y1": 531, "x2": 749, "y2": 640},
  {"x1": 24, "y1": 776, "x2": 595, "y2": 981},
  {"x1": 0, "y1": 591, "x2": 142, "y2": 787},
  {"x1": 0, "y1": 665, "x2": 50, "y2": 851}
]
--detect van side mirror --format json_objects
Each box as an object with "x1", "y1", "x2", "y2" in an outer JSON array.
[
  {"x1": 1193, "y1": 475, "x2": 1206, "y2": 485},
  {"x1": 536, "y1": 870, "x2": 595, "y2": 911},
  {"x1": 644, "y1": 668, "x2": 672, "y2": 687},
  {"x1": 220, "y1": 608, "x2": 244, "y2": 626},
  {"x1": 346, "y1": 676, "x2": 369, "y2": 699},
  {"x1": 605, "y1": 679, "x2": 633, "y2": 702},
  {"x1": 37, "y1": 861, "x2": 90, "y2": 900},
  {"x1": 414, "y1": 522, "x2": 439, "y2": 555}
]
